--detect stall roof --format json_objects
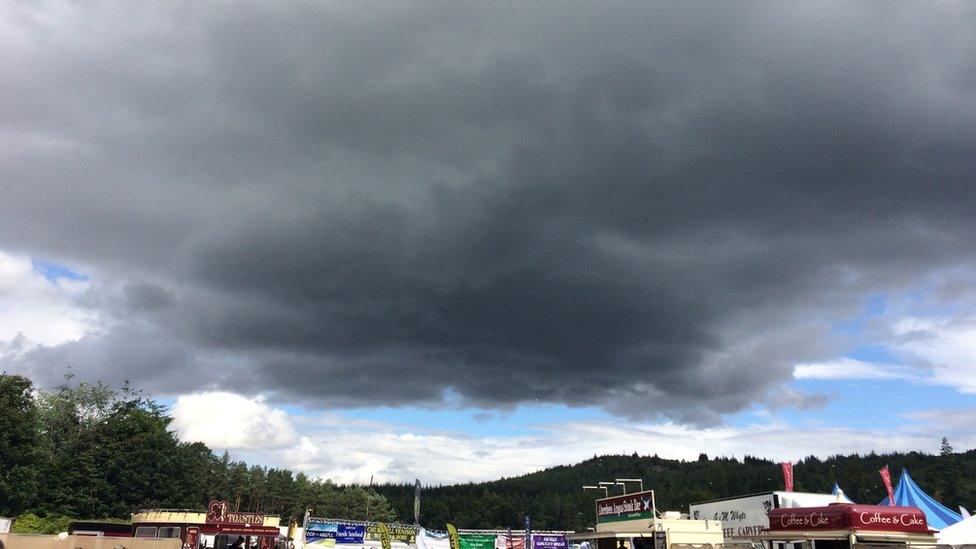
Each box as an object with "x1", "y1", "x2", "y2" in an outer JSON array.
[{"x1": 767, "y1": 504, "x2": 931, "y2": 534}]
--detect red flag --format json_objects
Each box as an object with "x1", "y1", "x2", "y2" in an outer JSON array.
[
  {"x1": 781, "y1": 462, "x2": 794, "y2": 491},
  {"x1": 880, "y1": 465, "x2": 895, "y2": 505}
]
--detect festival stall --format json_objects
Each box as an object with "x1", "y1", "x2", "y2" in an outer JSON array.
[
  {"x1": 131, "y1": 501, "x2": 283, "y2": 549},
  {"x1": 566, "y1": 490, "x2": 724, "y2": 549},
  {"x1": 877, "y1": 469, "x2": 962, "y2": 530},
  {"x1": 759, "y1": 503, "x2": 938, "y2": 549},
  {"x1": 690, "y1": 490, "x2": 851, "y2": 540}
]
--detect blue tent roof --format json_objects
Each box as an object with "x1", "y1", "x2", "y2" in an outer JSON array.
[
  {"x1": 878, "y1": 468, "x2": 962, "y2": 529},
  {"x1": 832, "y1": 482, "x2": 854, "y2": 502}
]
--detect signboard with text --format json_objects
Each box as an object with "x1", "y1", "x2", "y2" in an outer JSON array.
[
  {"x1": 595, "y1": 490, "x2": 655, "y2": 524},
  {"x1": 206, "y1": 500, "x2": 266, "y2": 526},
  {"x1": 768, "y1": 505, "x2": 929, "y2": 533},
  {"x1": 532, "y1": 535, "x2": 567, "y2": 549},
  {"x1": 306, "y1": 521, "x2": 367, "y2": 545},
  {"x1": 460, "y1": 534, "x2": 496, "y2": 549},
  {"x1": 689, "y1": 493, "x2": 774, "y2": 538},
  {"x1": 366, "y1": 523, "x2": 417, "y2": 544}
]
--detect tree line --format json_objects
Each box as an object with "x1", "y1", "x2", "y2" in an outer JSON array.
[
  {"x1": 375, "y1": 447, "x2": 976, "y2": 531},
  {"x1": 2, "y1": 373, "x2": 974, "y2": 534},
  {"x1": 0, "y1": 374, "x2": 396, "y2": 532}
]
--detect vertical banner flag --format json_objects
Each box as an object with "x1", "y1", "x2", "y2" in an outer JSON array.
[
  {"x1": 377, "y1": 522, "x2": 392, "y2": 549},
  {"x1": 523, "y1": 515, "x2": 532, "y2": 549},
  {"x1": 507, "y1": 528, "x2": 514, "y2": 549},
  {"x1": 781, "y1": 462, "x2": 794, "y2": 492},
  {"x1": 880, "y1": 465, "x2": 895, "y2": 505},
  {"x1": 447, "y1": 524, "x2": 461, "y2": 549},
  {"x1": 414, "y1": 479, "x2": 422, "y2": 525}
]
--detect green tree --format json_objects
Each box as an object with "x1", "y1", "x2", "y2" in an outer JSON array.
[
  {"x1": 941, "y1": 437, "x2": 954, "y2": 456},
  {"x1": 0, "y1": 374, "x2": 42, "y2": 515}
]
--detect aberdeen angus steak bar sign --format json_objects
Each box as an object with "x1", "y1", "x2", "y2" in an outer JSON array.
[
  {"x1": 595, "y1": 491, "x2": 655, "y2": 524},
  {"x1": 207, "y1": 500, "x2": 266, "y2": 526}
]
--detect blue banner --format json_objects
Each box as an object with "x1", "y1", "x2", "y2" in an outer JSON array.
[{"x1": 306, "y1": 521, "x2": 366, "y2": 544}]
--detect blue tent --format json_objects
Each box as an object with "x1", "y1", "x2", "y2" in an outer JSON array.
[
  {"x1": 832, "y1": 482, "x2": 854, "y2": 502},
  {"x1": 878, "y1": 468, "x2": 962, "y2": 529}
]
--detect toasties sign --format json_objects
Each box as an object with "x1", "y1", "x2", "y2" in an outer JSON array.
[
  {"x1": 206, "y1": 500, "x2": 266, "y2": 526},
  {"x1": 596, "y1": 491, "x2": 654, "y2": 524}
]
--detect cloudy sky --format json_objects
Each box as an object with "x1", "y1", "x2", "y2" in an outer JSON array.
[{"x1": 3, "y1": 0, "x2": 976, "y2": 484}]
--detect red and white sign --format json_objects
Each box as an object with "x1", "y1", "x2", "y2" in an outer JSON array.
[
  {"x1": 781, "y1": 463, "x2": 794, "y2": 492},
  {"x1": 879, "y1": 466, "x2": 895, "y2": 505},
  {"x1": 768, "y1": 504, "x2": 929, "y2": 533}
]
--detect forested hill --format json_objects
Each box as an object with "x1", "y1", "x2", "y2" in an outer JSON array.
[
  {"x1": 2, "y1": 373, "x2": 975, "y2": 534},
  {"x1": 375, "y1": 449, "x2": 976, "y2": 531}
]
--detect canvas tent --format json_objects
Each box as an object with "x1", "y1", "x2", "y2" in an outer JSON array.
[
  {"x1": 938, "y1": 514, "x2": 976, "y2": 546},
  {"x1": 877, "y1": 468, "x2": 962, "y2": 530}
]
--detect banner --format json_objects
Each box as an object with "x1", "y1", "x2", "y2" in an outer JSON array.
[
  {"x1": 532, "y1": 535, "x2": 567, "y2": 549},
  {"x1": 495, "y1": 536, "x2": 524, "y2": 549},
  {"x1": 376, "y1": 523, "x2": 392, "y2": 549},
  {"x1": 306, "y1": 521, "x2": 366, "y2": 545},
  {"x1": 419, "y1": 529, "x2": 451, "y2": 549},
  {"x1": 880, "y1": 465, "x2": 895, "y2": 505},
  {"x1": 523, "y1": 516, "x2": 531, "y2": 549},
  {"x1": 366, "y1": 524, "x2": 416, "y2": 544},
  {"x1": 414, "y1": 479, "x2": 422, "y2": 525},
  {"x1": 446, "y1": 524, "x2": 460, "y2": 549},
  {"x1": 459, "y1": 534, "x2": 496, "y2": 549},
  {"x1": 781, "y1": 462, "x2": 794, "y2": 492}
]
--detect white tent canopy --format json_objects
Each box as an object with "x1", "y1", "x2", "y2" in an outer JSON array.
[{"x1": 937, "y1": 514, "x2": 976, "y2": 546}]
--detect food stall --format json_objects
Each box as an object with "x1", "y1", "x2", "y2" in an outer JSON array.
[
  {"x1": 690, "y1": 491, "x2": 849, "y2": 540},
  {"x1": 131, "y1": 501, "x2": 282, "y2": 549},
  {"x1": 567, "y1": 491, "x2": 724, "y2": 549},
  {"x1": 759, "y1": 503, "x2": 938, "y2": 549}
]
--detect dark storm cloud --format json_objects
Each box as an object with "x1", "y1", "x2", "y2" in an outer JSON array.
[{"x1": 2, "y1": 0, "x2": 976, "y2": 422}]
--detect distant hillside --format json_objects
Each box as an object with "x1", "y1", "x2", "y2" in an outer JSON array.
[{"x1": 375, "y1": 448, "x2": 976, "y2": 530}]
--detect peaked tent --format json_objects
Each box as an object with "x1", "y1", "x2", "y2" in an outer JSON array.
[
  {"x1": 831, "y1": 483, "x2": 853, "y2": 502},
  {"x1": 937, "y1": 514, "x2": 976, "y2": 546},
  {"x1": 877, "y1": 468, "x2": 962, "y2": 529}
]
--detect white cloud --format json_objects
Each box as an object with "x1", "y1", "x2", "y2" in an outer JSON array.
[
  {"x1": 171, "y1": 392, "x2": 299, "y2": 450},
  {"x1": 891, "y1": 317, "x2": 976, "y2": 393},
  {"x1": 0, "y1": 250, "x2": 96, "y2": 352},
  {"x1": 793, "y1": 357, "x2": 914, "y2": 381},
  {"x1": 222, "y1": 402, "x2": 965, "y2": 486}
]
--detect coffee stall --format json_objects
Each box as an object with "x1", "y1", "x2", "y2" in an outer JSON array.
[{"x1": 758, "y1": 504, "x2": 938, "y2": 549}]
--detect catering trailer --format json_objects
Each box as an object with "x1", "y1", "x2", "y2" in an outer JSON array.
[
  {"x1": 567, "y1": 491, "x2": 724, "y2": 549},
  {"x1": 757, "y1": 503, "x2": 938, "y2": 549},
  {"x1": 690, "y1": 492, "x2": 848, "y2": 540},
  {"x1": 131, "y1": 501, "x2": 283, "y2": 549}
]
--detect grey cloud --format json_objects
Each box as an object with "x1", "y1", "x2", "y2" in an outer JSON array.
[{"x1": 2, "y1": 1, "x2": 976, "y2": 423}]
